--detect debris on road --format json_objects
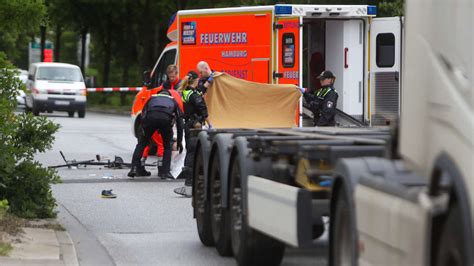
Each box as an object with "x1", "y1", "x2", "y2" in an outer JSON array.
[
  {"x1": 101, "y1": 173, "x2": 114, "y2": 179},
  {"x1": 101, "y1": 190, "x2": 117, "y2": 199},
  {"x1": 48, "y1": 151, "x2": 156, "y2": 169}
]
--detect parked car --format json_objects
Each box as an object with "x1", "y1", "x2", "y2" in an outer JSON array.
[
  {"x1": 25, "y1": 63, "x2": 87, "y2": 118},
  {"x1": 16, "y1": 69, "x2": 28, "y2": 108}
]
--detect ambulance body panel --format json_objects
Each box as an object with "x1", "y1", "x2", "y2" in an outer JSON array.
[
  {"x1": 178, "y1": 8, "x2": 274, "y2": 83},
  {"x1": 132, "y1": 4, "x2": 402, "y2": 135}
]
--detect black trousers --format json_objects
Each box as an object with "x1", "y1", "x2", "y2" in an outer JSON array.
[
  {"x1": 132, "y1": 111, "x2": 173, "y2": 174},
  {"x1": 181, "y1": 120, "x2": 198, "y2": 185}
]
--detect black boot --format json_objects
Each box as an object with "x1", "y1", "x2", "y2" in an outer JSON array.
[
  {"x1": 136, "y1": 166, "x2": 151, "y2": 177},
  {"x1": 158, "y1": 172, "x2": 175, "y2": 180},
  {"x1": 176, "y1": 166, "x2": 191, "y2": 179},
  {"x1": 128, "y1": 166, "x2": 138, "y2": 178}
]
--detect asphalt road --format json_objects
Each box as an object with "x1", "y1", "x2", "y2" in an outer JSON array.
[{"x1": 35, "y1": 111, "x2": 328, "y2": 266}]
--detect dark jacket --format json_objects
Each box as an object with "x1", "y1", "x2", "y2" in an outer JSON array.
[
  {"x1": 143, "y1": 92, "x2": 184, "y2": 143},
  {"x1": 197, "y1": 71, "x2": 214, "y2": 94},
  {"x1": 182, "y1": 86, "x2": 208, "y2": 122},
  {"x1": 305, "y1": 85, "x2": 338, "y2": 126}
]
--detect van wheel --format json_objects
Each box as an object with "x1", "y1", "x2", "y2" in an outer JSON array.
[
  {"x1": 68, "y1": 111, "x2": 75, "y2": 117},
  {"x1": 193, "y1": 148, "x2": 214, "y2": 246},
  {"x1": 78, "y1": 109, "x2": 85, "y2": 118},
  {"x1": 229, "y1": 156, "x2": 285, "y2": 266},
  {"x1": 435, "y1": 203, "x2": 467, "y2": 266},
  {"x1": 209, "y1": 154, "x2": 233, "y2": 256},
  {"x1": 330, "y1": 184, "x2": 357, "y2": 266}
]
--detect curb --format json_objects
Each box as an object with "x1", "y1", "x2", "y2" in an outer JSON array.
[
  {"x1": 56, "y1": 231, "x2": 79, "y2": 266},
  {"x1": 87, "y1": 107, "x2": 130, "y2": 116}
]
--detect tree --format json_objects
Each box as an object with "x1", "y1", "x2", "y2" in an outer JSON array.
[
  {"x1": 0, "y1": 0, "x2": 47, "y2": 69},
  {"x1": 0, "y1": 0, "x2": 60, "y2": 218},
  {"x1": 378, "y1": 0, "x2": 404, "y2": 17}
]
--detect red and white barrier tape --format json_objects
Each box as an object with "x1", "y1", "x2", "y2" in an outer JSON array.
[{"x1": 87, "y1": 87, "x2": 143, "y2": 92}]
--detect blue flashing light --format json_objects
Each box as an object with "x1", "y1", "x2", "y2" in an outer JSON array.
[
  {"x1": 367, "y1": 5, "x2": 377, "y2": 15},
  {"x1": 275, "y1": 5, "x2": 293, "y2": 15}
]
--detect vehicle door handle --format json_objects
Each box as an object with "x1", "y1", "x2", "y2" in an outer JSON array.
[{"x1": 344, "y1": 48, "x2": 349, "y2": 69}]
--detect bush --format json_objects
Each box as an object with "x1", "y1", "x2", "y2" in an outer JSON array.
[
  {"x1": 3, "y1": 161, "x2": 59, "y2": 218},
  {"x1": 0, "y1": 199, "x2": 8, "y2": 220},
  {"x1": 0, "y1": 53, "x2": 60, "y2": 218}
]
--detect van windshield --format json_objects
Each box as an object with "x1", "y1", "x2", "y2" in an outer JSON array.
[{"x1": 37, "y1": 67, "x2": 83, "y2": 82}]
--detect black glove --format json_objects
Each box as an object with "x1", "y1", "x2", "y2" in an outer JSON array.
[{"x1": 178, "y1": 142, "x2": 184, "y2": 154}]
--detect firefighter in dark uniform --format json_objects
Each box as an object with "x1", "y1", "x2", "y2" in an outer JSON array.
[
  {"x1": 174, "y1": 71, "x2": 209, "y2": 197},
  {"x1": 128, "y1": 89, "x2": 184, "y2": 179},
  {"x1": 196, "y1": 61, "x2": 214, "y2": 95},
  {"x1": 302, "y1": 70, "x2": 338, "y2": 126}
]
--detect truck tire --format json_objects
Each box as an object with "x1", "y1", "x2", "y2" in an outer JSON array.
[
  {"x1": 209, "y1": 154, "x2": 233, "y2": 256},
  {"x1": 330, "y1": 184, "x2": 357, "y2": 266},
  {"x1": 435, "y1": 203, "x2": 468, "y2": 266},
  {"x1": 229, "y1": 156, "x2": 285, "y2": 266},
  {"x1": 313, "y1": 220, "x2": 325, "y2": 240},
  {"x1": 68, "y1": 111, "x2": 74, "y2": 117},
  {"x1": 193, "y1": 147, "x2": 214, "y2": 246}
]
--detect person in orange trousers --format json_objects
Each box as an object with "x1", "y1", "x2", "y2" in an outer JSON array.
[{"x1": 142, "y1": 65, "x2": 183, "y2": 162}]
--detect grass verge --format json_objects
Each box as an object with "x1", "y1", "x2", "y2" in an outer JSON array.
[{"x1": 0, "y1": 242, "x2": 12, "y2": 256}]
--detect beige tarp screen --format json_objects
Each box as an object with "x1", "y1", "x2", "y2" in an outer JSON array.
[{"x1": 204, "y1": 72, "x2": 300, "y2": 128}]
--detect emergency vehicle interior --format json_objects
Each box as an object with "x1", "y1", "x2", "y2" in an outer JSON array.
[{"x1": 302, "y1": 18, "x2": 365, "y2": 122}]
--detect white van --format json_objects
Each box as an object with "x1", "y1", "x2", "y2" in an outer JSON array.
[{"x1": 25, "y1": 63, "x2": 87, "y2": 118}]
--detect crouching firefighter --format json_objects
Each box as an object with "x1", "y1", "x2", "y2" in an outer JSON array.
[
  {"x1": 174, "y1": 71, "x2": 209, "y2": 197},
  {"x1": 128, "y1": 89, "x2": 184, "y2": 179}
]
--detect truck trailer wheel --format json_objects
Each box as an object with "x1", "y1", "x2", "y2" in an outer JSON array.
[
  {"x1": 435, "y1": 203, "x2": 468, "y2": 266},
  {"x1": 193, "y1": 147, "x2": 214, "y2": 246},
  {"x1": 229, "y1": 156, "x2": 285, "y2": 266},
  {"x1": 330, "y1": 184, "x2": 357, "y2": 266},
  {"x1": 209, "y1": 154, "x2": 233, "y2": 256}
]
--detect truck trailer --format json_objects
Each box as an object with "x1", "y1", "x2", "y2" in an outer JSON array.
[
  {"x1": 191, "y1": 127, "x2": 393, "y2": 265},
  {"x1": 185, "y1": 2, "x2": 473, "y2": 266},
  {"x1": 329, "y1": 1, "x2": 473, "y2": 265}
]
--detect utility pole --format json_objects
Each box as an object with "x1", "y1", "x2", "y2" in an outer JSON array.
[
  {"x1": 40, "y1": 25, "x2": 46, "y2": 62},
  {"x1": 80, "y1": 27, "x2": 87, "y2": 75}
]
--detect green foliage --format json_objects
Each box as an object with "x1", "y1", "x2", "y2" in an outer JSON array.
[
  {"x1": 0, "y1": 200, "x2": 8, "y2": 210},
  {"x1": 0, "y1": 32, "x2": 60, "y2": 219},
  {"x1": 2, "y1": 161, "x2": 60, "y2": 219},
  {"x1": 0, "y1": 199, "x2": 8, "y2": 220},
  {"x1": 378, "y1": 0, "x2": 404, "y2": 17},
  {"x1": 0, "y1": 242, "x2": 12, "y2": 256},
  {"x1": 0, "y1": 0, "x2": 46, "y2": 68},
  {"x1": 0, "y1": 62, "x2": 60, "y2": 218}
]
